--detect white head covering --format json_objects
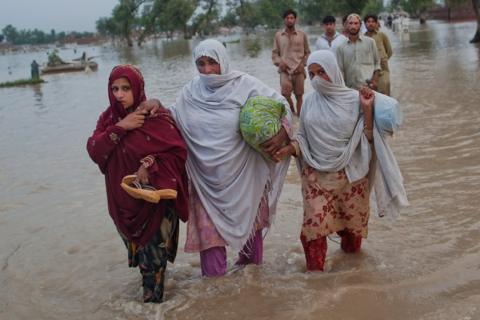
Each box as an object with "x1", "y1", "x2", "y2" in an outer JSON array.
[
  {"x1": 193, "y1": 39, "x2": 231, "y2": 74},
  {"x1": 297, "y1": 50, "x2": 408, "y2": 218},
  {"x1": 170, "y1": 39, "x2": 292, "y2": 250}
]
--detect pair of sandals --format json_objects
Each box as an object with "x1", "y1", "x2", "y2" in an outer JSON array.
[{"x1": 120, "y1": 175, "x2": 177, "y2": 203}]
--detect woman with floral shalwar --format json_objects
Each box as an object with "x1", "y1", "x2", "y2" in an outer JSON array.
[{"x1": 276, "y1": 50, "x2": 408, "y2": 271}]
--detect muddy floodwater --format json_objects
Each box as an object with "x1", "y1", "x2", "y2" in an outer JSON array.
[{"x1": 1, "y1": 20, "x2": 479, "y2": 320}]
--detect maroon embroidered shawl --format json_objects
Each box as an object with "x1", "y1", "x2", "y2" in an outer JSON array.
[{"x1": 87, "y1": 65, "x2": 188, "y2": 246}]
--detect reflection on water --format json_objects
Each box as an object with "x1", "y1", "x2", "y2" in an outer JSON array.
[
  {"x1": 32, "y1": 84, "x2": 45, "y2": 110},
  {"x1": 160, "y1": 39, "x2": 192, "y2": 59},
  {"x1": 1, "y1": 20, "x2": 480, "y2": 320},
  {"x1": 245, "y1": 37, "x2": 262, "y2": 57}
]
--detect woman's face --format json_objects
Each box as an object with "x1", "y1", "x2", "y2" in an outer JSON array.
[
  {"x1": 111, "y1": 77, "x2": 134, "y2": 109},
  {"x1": 308, "y1": 63, "x2": 331, "y2": 82},
  {"x1": 196, "y1": 56, "x2": 221, "y2": 75}
]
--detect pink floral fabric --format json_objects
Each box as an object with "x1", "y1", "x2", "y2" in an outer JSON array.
[
  {"x1": 185, "y1": 185, "x2": 270, "y2": 253},
  {"x1": 299, "y1": 158, "x2": 370, "y2": 243}
]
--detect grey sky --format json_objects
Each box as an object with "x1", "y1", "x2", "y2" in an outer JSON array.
[{"x1": 0, "y1": 0, "x2": 119, "y2": 32}]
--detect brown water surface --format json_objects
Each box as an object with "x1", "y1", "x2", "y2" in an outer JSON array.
[{"x1": 0, "y1": 20, "x2": 479, "y2": 320}]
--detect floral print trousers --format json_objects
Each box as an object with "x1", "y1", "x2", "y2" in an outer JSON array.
[{"x1": 299, "y1": 159, "x2": 370, "y2": 271}]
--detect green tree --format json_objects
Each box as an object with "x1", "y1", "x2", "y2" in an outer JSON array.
[
  {"x1": 96, "y1": 17, "x2": 118, "y2": 38},
  {"x1": 298, "y1": 0, "x2": 374, "y2": 25},
  {"x1": 2, "y1": 24, "x2": 19, "y2": 44},
  {"x1": 338, "y1": 0, "x2": 369, "y2": 14},
  {"x1": 361, "y1": 0, "x2": 384, "y2": 16},
  {"x1": 220, "y1": 9, "x2": 238, "y2": 27},
  {"x1": 137, "y1": 0, "x2": 167, "y2": 45},
  {"x1": 111, "y1": 0, "x2": 147, "y2": 46},
  {"x1": 298, "y1": 0, "x2": 340, "y2": 25},
  {"x1": 159, "y1": 0, "x2": 196, "y2": 38},
  {"x1": 257, "y1": 0, "x2": 297, "y2": 28},
  {"x1": 226, "y1": 0, "x2": 262, "y2": 31},
  {"x1": 191, "y1": 0, "x2": 221, "y2": 37}
]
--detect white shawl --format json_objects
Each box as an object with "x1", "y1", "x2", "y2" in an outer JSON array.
[
  {"x1": 170, "y1": 39, "x2": 292, "y2": 250},
  {"x1": 297, "y1": 50, "x2": 408, "y2": 218}
]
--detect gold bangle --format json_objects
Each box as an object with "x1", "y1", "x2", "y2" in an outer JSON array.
[{"x1": 140, "y1": 155, "x2": 154, "y2": 169}]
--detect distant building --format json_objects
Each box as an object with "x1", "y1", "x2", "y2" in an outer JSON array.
[{"x1": 428, "y1": 3, "x2": 475, "y2": 20}]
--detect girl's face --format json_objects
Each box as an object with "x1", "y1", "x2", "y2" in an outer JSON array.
[
  {"x1": 196, "y1": 56, "x2": 221, "y2": 75},
  {"x1": 308, "y1": 63, "x2": 331, "y2": 82},
  {"x1": 111, "y1": 77, "x2": 134, "y2": 109}
]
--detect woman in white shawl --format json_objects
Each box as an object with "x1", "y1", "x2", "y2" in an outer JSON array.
[
  {"x1": 170, "y1": 39, "x2": 292, "y2": 277},
  {"x1": 275, "y1": 50, "x2": 408, "y2": 271}
]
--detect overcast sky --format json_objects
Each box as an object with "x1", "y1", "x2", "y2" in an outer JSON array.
[{"x1": 0, "y1": 0, "x2": 119, "y2": 32}]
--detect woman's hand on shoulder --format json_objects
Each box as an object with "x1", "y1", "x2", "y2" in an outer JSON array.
[
  {"x1": 116, "y1": 109, "x2": 148, "y2": 130},
  {"x1": 137, "y1": 99, "x2": 164, "y2": 117}
]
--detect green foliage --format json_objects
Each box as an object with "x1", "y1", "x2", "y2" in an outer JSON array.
[
  {"x1": 109, "y1": 0, "x2": 198, "y2": 44},
  {"x1": 47, "y1": 49, "x2": 67, "y2": 66},
  {"x1": 0, "y1": 78, "x2": 45, "y2": 88},
  {"x1": 298, "y1": 0, "x2": 324, "y2": 25},
  {"x1": 1, "y1": 24, "x2": 93, "y2": 45},
  {"x1": 2, "y1": 25, "x2": 19, "y2": 43},
  {"x1": 220, "y1": 10, "x2": 239, "y2": 28},
  {"x1": 257, "y1": 0, "x2": 297, "y2": 28},
  {"x1": 160, "y1": 0, "x2": 196, "y2": 36},
  {"x1": 110, "y1": 0, "x2": 146, "y2": 45},
  {"x1": 298, "y1": 0, "x2": 380, "y2": 25},
  {"x1": 221, "y1": 0, "x2": 297, "y2": 30},
  {"x1": 228, "y1": 0, "x2": 263, "y2": 30},
  {"x1": 338, "y1": 0, "x2": 369, "y2": 13},
  {"x1": 96, "y1": 17, "x2": 118, "y2": 37},
  {"x1": 361, "y1": 0, "x2": 384, "y2": 16},
  {"x1": 191, "y1": 0, "x2": 221, "y2": 37}
]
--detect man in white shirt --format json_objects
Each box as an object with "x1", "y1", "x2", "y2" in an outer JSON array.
[{"x1": 315, "y1": 15, "x2": 347, "y2": 54}]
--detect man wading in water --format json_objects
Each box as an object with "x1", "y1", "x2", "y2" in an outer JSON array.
[{"x1": 272, "y1": 9, "x2": 310, "y2": 116}]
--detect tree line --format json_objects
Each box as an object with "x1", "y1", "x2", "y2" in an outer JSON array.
[
  {"x1": 1, "y1": 25, "x2": 94, "y2": 45},
  {"x1": 95, "y1": 0, "x2": 386, "y2": 46},
  {"x1": 95, "y1": 0, "x2": 480, "y2": 46},
  {"x1": 1, "y1": 0, "x2": 478, "y2": 45}
]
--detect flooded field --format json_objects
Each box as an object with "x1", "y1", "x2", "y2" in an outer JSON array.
[{"x1": 0, "y1": 20, "x2": 479, "y2": 319}]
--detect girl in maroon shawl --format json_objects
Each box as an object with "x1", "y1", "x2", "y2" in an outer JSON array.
[{"x1": 86, "y1": 64, "x2": 188, "y2": 303}]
